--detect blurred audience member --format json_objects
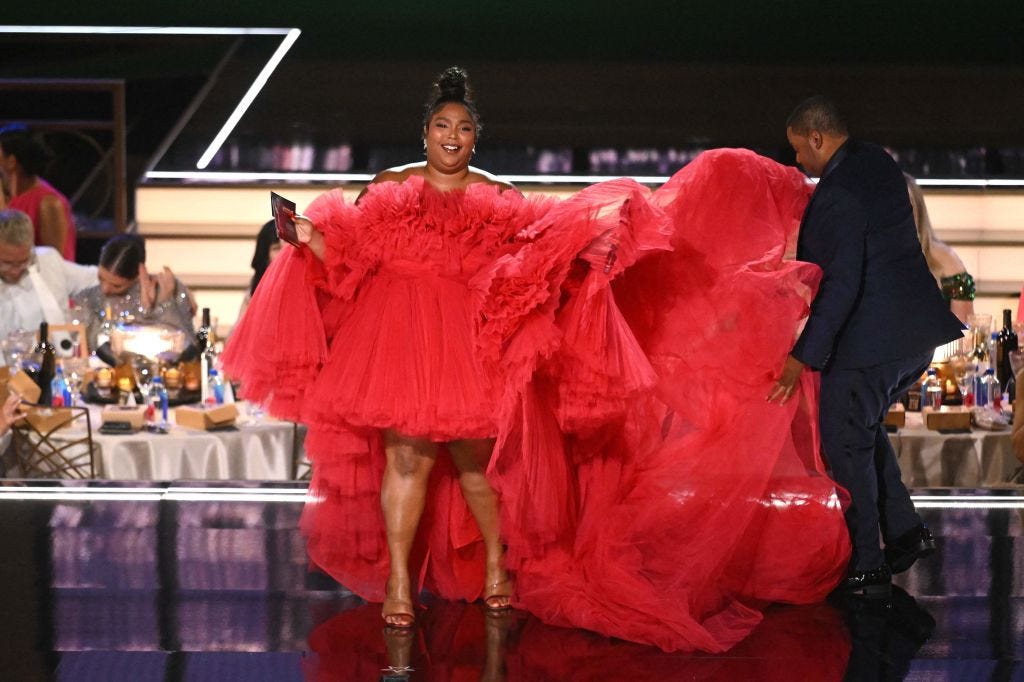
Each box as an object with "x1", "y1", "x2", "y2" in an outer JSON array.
[
  {"x1": 237, "y1": 219, "x2": 282, "y2": 321},
  {"x1": 74, "y1": 234, "x2": 196, "y2": 350},
  {"x1": 906, "y1": 174, "x2": 974, "y2": 323},
  {"x1": 0, "y1": 208, "x2": 96, "y2": 342},
  {"x1": 0, "y1": 125, "x2": 77, "y2": 261}
]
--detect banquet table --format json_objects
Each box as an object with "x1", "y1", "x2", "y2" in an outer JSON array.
[
  {"x1": 890, "y1": 411, "x2": 1021, "y2": 487},
  {"x1": 60, "y1": 403, "x2": 307, "y2": 480}
]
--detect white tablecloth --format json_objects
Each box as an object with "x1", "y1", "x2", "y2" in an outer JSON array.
[
  {"x1": 891, "y1": 411, "x2": 1020, "y2": 487},
  {"x1": 69, "y1": 404, "x2": 305, "y2": 480}
]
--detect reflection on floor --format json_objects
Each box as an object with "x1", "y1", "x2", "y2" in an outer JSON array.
[{"x1": 0, "y1": 483, "x2": 1020, "y2": 681}]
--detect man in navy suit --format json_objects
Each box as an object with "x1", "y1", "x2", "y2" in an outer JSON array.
[{"x1": 767, "y1": 97, "x2": 964, "y2": 597}]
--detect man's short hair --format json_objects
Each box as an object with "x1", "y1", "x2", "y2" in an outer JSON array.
[
  {"x1": 787, "y1": 96, "x2": 849, "y2": 136},
  {"x1": 0, "y1": 209, "x2": 34, "y2": 247}
]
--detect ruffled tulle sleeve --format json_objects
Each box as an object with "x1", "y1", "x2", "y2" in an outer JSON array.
[
  {"x1": 220, "y1": 244, "x2": 327, "y2": 420},
  {"x1": 221, "y1": 186, "x2": 374, "y2": 420},
  {"x1": 472, "y1": 179, "x2": 673, "y2": 399},
  {"x1": 303, "y1": 188, "x2": 373, "y2": 300}
]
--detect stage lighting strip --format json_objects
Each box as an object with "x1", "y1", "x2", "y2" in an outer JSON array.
[
  {"x1": 0, "y1": 24, "x2": 302, "y2": 172},
  {"x1": 911, "y1": 495, "x2": 1024, "y2": 509},
  {"x1": 0, "y1": 487, "x2": 1022, "y2": 508},
  {"x1": 142, "y1": 171, "x2": 1024, "y2": 188},
  {"x1": 0, "y1": 486, "x2": 311, "y2": 503}
]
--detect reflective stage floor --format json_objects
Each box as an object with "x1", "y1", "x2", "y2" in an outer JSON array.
[{"x1": 0, "y1": 483, "x2": 1020, "y2": 681}]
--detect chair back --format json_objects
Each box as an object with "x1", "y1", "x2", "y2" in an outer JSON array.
[{"x1": 10, "y1": 405, "x2": 95, "y2": 478}]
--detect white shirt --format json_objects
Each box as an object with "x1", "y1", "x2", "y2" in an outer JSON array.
[{"x1": 0, "y1": 246, "x2": 98, "y2": 340}]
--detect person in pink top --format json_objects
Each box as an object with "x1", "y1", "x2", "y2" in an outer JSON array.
[{"x1": 0, "y1": 125, "x2": 76, "y2": 261}]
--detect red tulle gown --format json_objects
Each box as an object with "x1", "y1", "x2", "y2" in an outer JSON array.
[{"x1": 222, "y1": 149, "x2": 852, "y2": 653}]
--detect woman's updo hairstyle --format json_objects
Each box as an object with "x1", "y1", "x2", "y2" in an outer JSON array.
[
  {"x1": 99, "y1": 234, "x2": 146, "y2": 280},
  {"x1": 422, "y1": 66, "x2": 482, "y2": 139}
]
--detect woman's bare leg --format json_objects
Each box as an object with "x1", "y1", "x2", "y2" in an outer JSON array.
[
  {"x1": 381, "y1": 429, "x2": 438, "y2": 626},
  {"x1": 449, "y1": 437, "x2": 512, "y2": 608}
]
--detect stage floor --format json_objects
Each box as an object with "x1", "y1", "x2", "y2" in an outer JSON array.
[{"x1": 0, "y1": 482, "x2": 1020, "y2": 681}]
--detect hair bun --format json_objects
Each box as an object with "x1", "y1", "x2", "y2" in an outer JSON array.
[
  {"x1": 435, "y1": 66, "x2": 470, "y2": 100},
  {"x1": 422, "y1": 66, "x2": 482, "y2": 139}
]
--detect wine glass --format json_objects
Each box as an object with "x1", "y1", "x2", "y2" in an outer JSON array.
[
  {"x1": 948, "y1": 338, "x2": 971, "y2": 404},
  {"x1": 966, "y1": 313, "x2": 992, "y2": 360},
  {"x1": 243, "y1": 399, "x2": 266, "y2": 427},
  {"x1": 129, "y1": 355, "x2": 157, "y2": 409},
  {"x1": 62, "y1": 356, "x2": 89, "y2": 407}
]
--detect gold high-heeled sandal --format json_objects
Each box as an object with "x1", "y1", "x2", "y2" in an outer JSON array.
[{"x1": 483, "y1": 577, "x2": 513, "y2": 611}]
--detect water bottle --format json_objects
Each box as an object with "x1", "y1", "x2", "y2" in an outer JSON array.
[
  {"x1": 51, "y1": 365, "x2": 71, "y2": 407},
  {"x1": 977, "y1": 368, "x2": 995, "y2": 409},
  {"x1": 920, "y1": 368, "x2": 943, "y2": 410},
  {"x1": 974, "y1": 363, "x2": 989, "y2": 407},
  {"x1": 985, "y1": 368, "x2": 1002, "y2": 410},
  {"x1": 207, "y1": 369, "x2": 225, "y2": 405},
  {"x1": 153, "y1": 377, "x2": 170, "y2": 428}
]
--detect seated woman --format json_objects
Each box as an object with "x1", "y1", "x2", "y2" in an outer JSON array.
[
  {"x1": 74, "y1": 234, "x2": 196, "y2": 356},
  {"x1": 0, "y1": 125, "x2": 77, "y2": 262},
  {"x1": 906, "y1": 173, "x2": 974, "y2": 323}
]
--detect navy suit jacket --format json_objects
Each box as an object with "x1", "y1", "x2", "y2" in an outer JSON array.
[{"x1": 791, "y1": 140, "x2": 964, "y2": 371}]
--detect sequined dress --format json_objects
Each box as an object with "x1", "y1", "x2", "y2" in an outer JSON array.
[{"x1": 74, "y1": 278, "x2": 195, "y2": 351}]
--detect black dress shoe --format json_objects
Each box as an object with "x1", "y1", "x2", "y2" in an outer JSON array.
[
  {"x1": 840, "y1": 565, "x2": 892, "y2": 599},
  {"x1": 885, "y1": 524, "x2": 936, "y2": 574}
]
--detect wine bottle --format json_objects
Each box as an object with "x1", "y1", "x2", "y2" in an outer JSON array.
[
  {"x1": 997, "y1": 308, "x2": 1018, "y2": 392},
  {"x1": 196, "y1": 307, "x2": 212, "y2": 352},
  {"x1": 35, "y1": 321, "x2": 57, "y2": 406}
]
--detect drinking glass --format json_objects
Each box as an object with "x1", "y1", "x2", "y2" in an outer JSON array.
[
  {"x1": 62, "y1": 357, "x2": 89, "y2": 407},
  {"x1": 948, "y1": 336, "x2": 971, "y2": 402},
  {"x1": 243, "y1": 400, "x2": 266, "y2": 427},
  {"x1": 131, "y1": 357, "x2": 157, "y2": 409},
  {"x1": 966, "y1": 313, "x2": 992, "y2": 360}
]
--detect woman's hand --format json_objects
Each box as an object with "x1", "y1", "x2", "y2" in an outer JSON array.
[
  {"x1": 294, "y1": 213, "x2": 315, "y2": 244},
  {"x1": 294, "y1": 214, "x2": 326, "y2": 261},
  {"x1": 1, "y1": 394, "x2": 24, "y2": 436},
  {"x1": 139, "y1": 264, "x2": 178, "y2": 309}
]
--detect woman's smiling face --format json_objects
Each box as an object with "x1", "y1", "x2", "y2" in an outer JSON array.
[{"x1": 423, "y1": 102, "x2": 476, "y2": 174}]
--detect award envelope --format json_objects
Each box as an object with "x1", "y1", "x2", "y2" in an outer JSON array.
[{"x1": 271, "y1": 192, "x2": 301, "y2": 246}]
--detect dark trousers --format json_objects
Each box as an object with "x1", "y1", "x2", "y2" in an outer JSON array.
[{"x1": 819, "y1": 351, "x2": 933, "y2": 570}]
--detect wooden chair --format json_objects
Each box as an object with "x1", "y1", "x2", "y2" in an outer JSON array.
[{"x1": 10, "y1": 405, "x2": 96, "y2": 478}]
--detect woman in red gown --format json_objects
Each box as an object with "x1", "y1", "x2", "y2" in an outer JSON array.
[{"x1": 222, "y1": 67, "x2": 851, "y2": 652}]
